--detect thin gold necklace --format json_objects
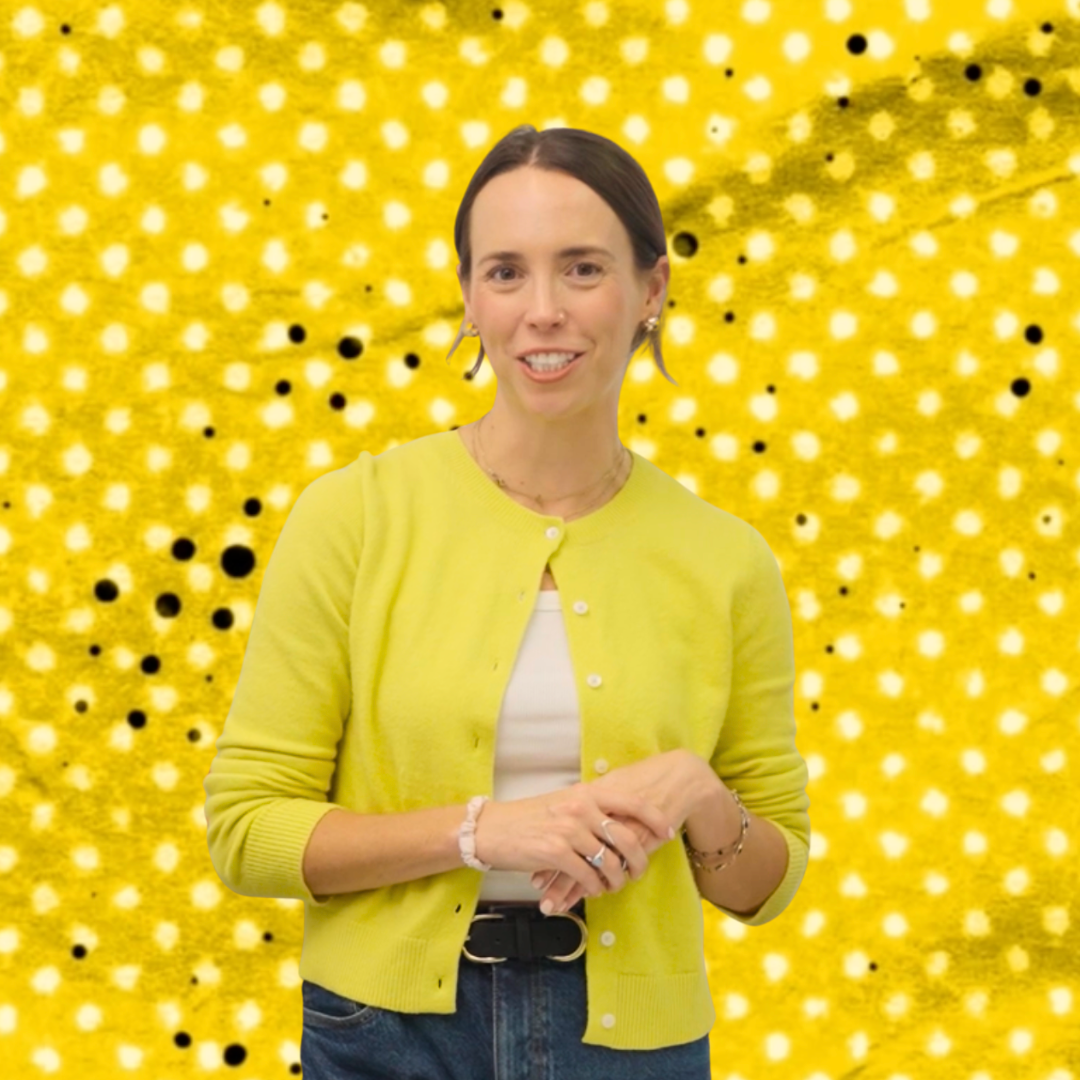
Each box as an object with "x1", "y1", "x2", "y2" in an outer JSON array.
[{"x1": 473, "y1": 416, "x2": 629, "y2": 519}]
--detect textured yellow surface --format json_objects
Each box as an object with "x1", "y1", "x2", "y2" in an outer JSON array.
[{"x1": 3, "y1": 0, "x2": 1078, "y2": 1077}]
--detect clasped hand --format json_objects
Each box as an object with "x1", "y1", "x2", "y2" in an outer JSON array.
[{"x1": 530, "y1": 749, "x2": 711, "y2": 912}]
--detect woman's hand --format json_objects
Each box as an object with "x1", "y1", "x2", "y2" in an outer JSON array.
[
  {"x1": 476, "y1": 782, "x2": 673, "y2": 901},
  {"x1": 531, "y1": 813, "x2": 663, "y2": 912},
  {"x1": 528, "y1": 748, "x2": 714, "y2": 912}
]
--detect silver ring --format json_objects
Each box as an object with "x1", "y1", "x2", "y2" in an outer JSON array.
[{"x1": 583, "y1": 818, "x2": 629, "y2": 872}]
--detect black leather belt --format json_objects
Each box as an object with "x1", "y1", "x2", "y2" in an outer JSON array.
[{"x1": 463, "y1": 901, "x2": 587, "y2": 963}]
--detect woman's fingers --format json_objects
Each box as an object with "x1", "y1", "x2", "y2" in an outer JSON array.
[
  {"x1": 635, "y1": 796, "x2": 675, "y2": 841},
  {"x1": 559, "y1": 884, "x2": 585, "y2": 911},
  {"x1": 533, "y1": 866, "x2": 595, "y2": 913},
  {"x1": 538, "y1": 856, "x2": 633, "y2": 915},
  {"x1": 532, "y1": 811, "x2": 657, "y2": 914},
  {"x1": 543, "y1": 880, "x2": 585, "y2": 914}
]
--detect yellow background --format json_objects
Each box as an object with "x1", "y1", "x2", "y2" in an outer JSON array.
[{"x1": 3, "y1": 0, "x2": 1078, "y2": 1076}]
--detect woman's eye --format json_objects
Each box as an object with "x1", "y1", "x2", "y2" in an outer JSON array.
[{"x1": 488, "y1": 262, "x2": 601, "y2": 282}]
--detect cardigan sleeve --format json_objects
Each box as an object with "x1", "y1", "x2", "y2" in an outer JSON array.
[
  {"x1": 202, "y1": 464, "x2": 362, "y2": 907},
  {"x1": 706, "y1": 524, "x2": 811, "y2": 926}
]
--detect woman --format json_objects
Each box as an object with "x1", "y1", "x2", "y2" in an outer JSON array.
[{"x1": 204, "y1": 124, "x2": 810, "y2": 1078}]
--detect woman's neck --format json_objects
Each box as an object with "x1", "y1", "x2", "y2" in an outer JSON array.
[{"x1": 462, "y1": 417, "x2": 630, "y2": 516}]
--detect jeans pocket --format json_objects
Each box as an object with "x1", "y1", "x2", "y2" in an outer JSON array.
[{"x1": 302, "y1": 979, "x2": 381, "y2": 1029}]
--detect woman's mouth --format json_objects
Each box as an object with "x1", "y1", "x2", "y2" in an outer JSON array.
[{"x1": 517, "y1": 351, "x2": 585, "y2": 382}]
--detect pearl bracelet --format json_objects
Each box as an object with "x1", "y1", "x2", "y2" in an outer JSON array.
[{"x1": 460, "y1": 794, "x2": 492, "y2": 871}]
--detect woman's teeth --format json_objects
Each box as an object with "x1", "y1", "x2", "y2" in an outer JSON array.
[{"x1": 522, "y1": 352, "x2": 579, "y2": 371}]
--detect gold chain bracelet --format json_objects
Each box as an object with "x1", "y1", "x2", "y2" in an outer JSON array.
[{"x1": 680, "y1": 787, "x2": 749, "y2": 872}]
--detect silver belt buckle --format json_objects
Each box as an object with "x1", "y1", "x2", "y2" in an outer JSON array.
[{"x1": 463, "y1": 909, "x2": 587, "y2": 963}]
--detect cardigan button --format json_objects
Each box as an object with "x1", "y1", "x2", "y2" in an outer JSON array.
[
  {"x1": 594, "y1": 759, "x2": 609, "y2": 774},
  {"x1": 602, "y1": 1013, "x2": 616, "y2": 1028},
  {"x1": 545, "y1": 526, "x2": 560, "y2": 539},
  {"x1": 572, "y1": 600, "x2": 587, "y2": 614},
  {"x1": 586, "y1": 673, "x2": 602, "y2": 688}
]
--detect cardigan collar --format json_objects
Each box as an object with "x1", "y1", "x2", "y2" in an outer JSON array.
[{"x1": 441, "y1": 428, "x2": 650, "y2": 545}]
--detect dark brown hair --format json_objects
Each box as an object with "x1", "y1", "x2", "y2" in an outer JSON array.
[{"x1": 445, "y1": 124, "x2": 676, "y2": 386}]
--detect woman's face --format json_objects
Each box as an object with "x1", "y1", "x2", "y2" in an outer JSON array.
[{"x1": 457, "y1": 166, "x2": 667, "y2": 409}]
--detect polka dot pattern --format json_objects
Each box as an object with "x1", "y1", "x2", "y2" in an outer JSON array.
[{"x1": 1, "y1": 1, "x2": 1076, "y2": 1076}]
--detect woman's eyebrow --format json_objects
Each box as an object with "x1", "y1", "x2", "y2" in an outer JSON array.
[{"x1": 478, "y1": 245, "x2": 615, "y2": 265}]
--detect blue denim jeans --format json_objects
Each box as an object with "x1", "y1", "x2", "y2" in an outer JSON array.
[{"x1": 300, "y1": 898, "x2": 711, "y2": 1079}]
